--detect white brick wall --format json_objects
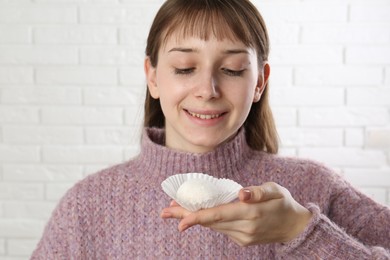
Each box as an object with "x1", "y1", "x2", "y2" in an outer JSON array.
[{"x1": 0, "y1": 0, "x2": 389, "y2": 258}]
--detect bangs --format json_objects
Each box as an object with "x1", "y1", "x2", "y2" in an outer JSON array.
[
  {"x1": 161, "y1": 2, "x2": 254, "y2": 49},
  {"x1": 146, "y1": 0, "x2": 269, "y2": 66}
]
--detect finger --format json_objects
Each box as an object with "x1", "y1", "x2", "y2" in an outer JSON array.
[
  {"x1": 239, "y1": 182, "x2": 284, "y2": 203},
  {"x1": 207, "y1": 219, "x2": 251, "y2": 234},
  {"x1": 178, "y1": 202, "x2": 251, "y2": 231},
  {"x1": 160, "y1": 205, "x2": 192, "y2": 219}
]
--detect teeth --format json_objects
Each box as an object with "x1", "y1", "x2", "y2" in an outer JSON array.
[{"x1": 188, "y1": 111, "x2": 222, "y2": 119}]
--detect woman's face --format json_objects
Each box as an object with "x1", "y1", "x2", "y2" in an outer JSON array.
[{"x1": 145, "y1": 33, "x2": 269, "y2": 153}]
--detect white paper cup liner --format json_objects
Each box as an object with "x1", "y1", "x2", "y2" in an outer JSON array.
[{"x1": 161, "y1": 173, "x2": 243, "y2": 212}]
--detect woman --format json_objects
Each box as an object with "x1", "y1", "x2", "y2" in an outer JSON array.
[{"x1": 32, "y1": 0, "x2": 390, "y2": 258}]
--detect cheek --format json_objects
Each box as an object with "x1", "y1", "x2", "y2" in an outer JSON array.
[
  {"x1": 156, "y1": 67, "x2": 194, "y2": 94},
  {"x1": 224, "y1": 79, "x2": 257, "y2": 105},
  {"x1": 156, "y1": 76, "x2": 187, "y2": 107}
]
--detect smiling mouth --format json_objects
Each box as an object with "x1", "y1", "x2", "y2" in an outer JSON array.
[{"x1": 186, "y1": 110, "x2": 224, "y2": 120}]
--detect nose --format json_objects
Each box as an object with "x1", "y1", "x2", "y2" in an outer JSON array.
[{"x1": 194, "y1": 72, "x2": 220, "y2": 100}]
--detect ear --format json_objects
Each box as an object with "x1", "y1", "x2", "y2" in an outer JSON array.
[
  {"x1": 253, "y1": 62, "x2": 270, "y2": 103},
  {"x1": 144, "y1": 57, "x2": 159, "y2": 99}
]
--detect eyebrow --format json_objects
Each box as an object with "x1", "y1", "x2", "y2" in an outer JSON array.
[
  {"x1": 168, "y1": 47, "x2": 198, "y2": 53},
  {"x1": 168, "y1": 47, "x2": 249, "y2": 55},
  {"x1": 223, "y1": 49, "x2": 250, "y2": 55}
]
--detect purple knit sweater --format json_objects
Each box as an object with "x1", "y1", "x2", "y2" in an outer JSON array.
[{"x1": 32, "y1": 128, "x2": 390, "y2": 259}]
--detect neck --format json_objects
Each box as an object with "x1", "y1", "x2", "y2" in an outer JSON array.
[{"x1": 135, "y1": 127, "x2": 254, "y2": 181}]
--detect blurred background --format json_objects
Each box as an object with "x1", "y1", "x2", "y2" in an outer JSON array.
[{"x1": 0, "y1": 0, "x2": 389, "y2": 258}]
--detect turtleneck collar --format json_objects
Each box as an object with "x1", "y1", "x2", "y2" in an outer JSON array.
[{"x1": 135, "y1": 127, "x2": 254, "y2": 180}]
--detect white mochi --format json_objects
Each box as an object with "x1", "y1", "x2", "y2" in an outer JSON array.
[{"x1": 176, "y1": 178, "x2": 220, "y2": 205}]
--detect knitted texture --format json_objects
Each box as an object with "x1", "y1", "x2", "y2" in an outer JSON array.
[{"x1": 31, "y1": 128, "x2": 390, "y2": 259}]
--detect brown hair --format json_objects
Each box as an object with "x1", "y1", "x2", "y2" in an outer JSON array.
[{"x1": 144, "y1": 0, "x2": 279, "y2": 153}]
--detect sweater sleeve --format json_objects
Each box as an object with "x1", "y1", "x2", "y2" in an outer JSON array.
[
  {"x1": 274, "y1": 160, "x2": 390, "y2": 259},
  {"x1": 275, "y1": 203, "x2": 390, "y2": 259}
]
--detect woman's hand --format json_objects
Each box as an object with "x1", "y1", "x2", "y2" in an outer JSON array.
[{"x1": 160, "y1": 182, "x2": 312, "y2": 246}]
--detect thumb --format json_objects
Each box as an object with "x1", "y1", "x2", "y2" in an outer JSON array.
[{"x1": 239, "y1": 182, "x2": 284, "y2": 203}]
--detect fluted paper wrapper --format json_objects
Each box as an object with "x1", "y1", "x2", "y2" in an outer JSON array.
[{"x1": 161, "y1": 173, "x2": 243, "y2": 212}]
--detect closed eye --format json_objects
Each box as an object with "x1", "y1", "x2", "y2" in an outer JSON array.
[
  {"x1": 174, "y1": 67, "x2": 195, "y2": 75},
  {"x1": 222, "y1": 68, "x2": 245, "y2": 77}
]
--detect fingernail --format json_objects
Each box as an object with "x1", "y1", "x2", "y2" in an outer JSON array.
[{"x1": 242, "y1": 189, "x2": 251, "y2": 201}]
